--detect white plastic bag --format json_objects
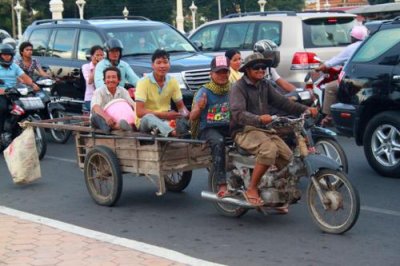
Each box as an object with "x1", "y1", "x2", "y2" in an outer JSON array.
[{"x1": 3, "y1": 127, "x2": 41, "y2": 184}]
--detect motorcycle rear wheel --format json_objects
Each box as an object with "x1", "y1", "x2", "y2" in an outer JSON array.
[
  {"x1": 307, "y1": 169, "x2": 360, "y2": 234},
  {"x1": 50, "y1": 110, "x2": 71, "y2": 144},
  {"x1": 208, "y1": 167, "x2": 248, "y2": 217}
]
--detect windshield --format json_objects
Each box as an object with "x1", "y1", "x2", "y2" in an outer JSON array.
[
  {"x1": 105, "y1": 25, "x2": 196, "y2": 56},
  {"x1": 303, "y1": 17, "x2": 355, "y2": 48}
]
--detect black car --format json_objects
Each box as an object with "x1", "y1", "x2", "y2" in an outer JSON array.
[
  {"x1": 21, "y1": 18, "x2": 212, "y2": 112},
  {"x1": 331, "y1": 18, "x2": 400, "y2": 177}
]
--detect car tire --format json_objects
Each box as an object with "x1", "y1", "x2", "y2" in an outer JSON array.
[{"x1": 363, "y1": 111, "x2": 400, "y2": 178}]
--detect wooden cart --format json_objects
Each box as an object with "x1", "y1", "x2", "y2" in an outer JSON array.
[{"x1": 25, "y1": 117, "x2": 212, "y2": 206}]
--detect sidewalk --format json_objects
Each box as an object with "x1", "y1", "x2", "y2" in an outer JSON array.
[{"x1": 0, "y1": 207, "x2": 222, "y2": 266}]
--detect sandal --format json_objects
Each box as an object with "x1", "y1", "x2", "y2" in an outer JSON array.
[{"x1": 243, "y1": 191, "x2": 265, "y2": 207}]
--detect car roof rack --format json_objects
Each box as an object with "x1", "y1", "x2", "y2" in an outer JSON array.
[
  {"x1": 223, "y1": 11, "x2": 296, "y2": 18},
  {"x1": 89, "y1": 16, "x2": 150, "y2": 21},
  {"x1": 31, "y1": 19, "x2": 90, "y2": 25},
  {"x1": 299, "y1": 10, "x2": 345, "y2": 13}
]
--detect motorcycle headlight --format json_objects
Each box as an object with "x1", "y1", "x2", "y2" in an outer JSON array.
[{"x1": 169, "y1": 73, "x2": 186, "y2": 89}]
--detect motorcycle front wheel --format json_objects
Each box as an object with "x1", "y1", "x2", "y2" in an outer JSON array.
[
  {"x1": 208, "y1": 167, "x2": 248, "y2": 217},
  {"x1": 50, "y1": 110, "x2": 71, "y2": 144},
  {"x1": 315, "y1": 138, "x2": 348, "y2": 173},
  {"x1": 307, "y1": 169, "x2": 360, "y2": 234}
]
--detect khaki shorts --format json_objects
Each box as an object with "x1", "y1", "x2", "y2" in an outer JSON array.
[{"x1": 234, "y1": 126, "x2": 292, "y2": 167}]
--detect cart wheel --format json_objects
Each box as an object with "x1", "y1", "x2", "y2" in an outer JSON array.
[
  {"x1": 84, "y1": 145, "x2": 122, "y2": 206},
  {"x1": 164, "y1": 171, "x2": 192, "y2": 192}
]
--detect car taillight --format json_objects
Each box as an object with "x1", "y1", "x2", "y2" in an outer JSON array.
[{"x1": 291, "y1": 52, "x2": 320, "y2": 70}]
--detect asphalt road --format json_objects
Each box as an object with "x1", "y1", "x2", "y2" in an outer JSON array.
[{"x1": 0, "y1": 135, "x2": 399, "y2": 266}]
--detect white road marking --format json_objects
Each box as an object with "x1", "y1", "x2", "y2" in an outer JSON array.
[
  {"x1": 46, "y1": 155, "x2": 76, "y2": 163},
  {"x1": 0, "y1": 206, "x2": 224, "y2": 266},
  {"x1": 361, "y1": 206, "x2": 400, "y2": 217}
]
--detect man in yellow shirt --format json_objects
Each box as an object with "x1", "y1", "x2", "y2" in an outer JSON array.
[{"x1": 135, "y1": 49, "x2": 189, "y2": 137}]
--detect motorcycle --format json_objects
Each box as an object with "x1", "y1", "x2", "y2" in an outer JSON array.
[
  {"x1": 35, "y1": 77, "x2": 72, "y2": 144},
  {"x1": 280, "y1": 87, "x2": 348, "y2": 173},
  {"x1": 202, "y1": 114, "x2": 360, "y2": 234},
  {"x1": 0, "y1": 84, "x2": 47, "y2": 160}
]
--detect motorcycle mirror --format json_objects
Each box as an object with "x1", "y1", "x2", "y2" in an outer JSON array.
[{"x1": 57, "y1": 68, "x2": 63, "y2": 75}]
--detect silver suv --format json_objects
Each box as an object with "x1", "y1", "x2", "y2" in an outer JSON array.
[{"x1": 189, "y1": 11, "x2": 356, "y2": 87}]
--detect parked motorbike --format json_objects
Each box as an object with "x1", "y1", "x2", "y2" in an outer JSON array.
[
  {"x1": 281, "y1": 88, "x2": 348, "y2": 173},
  {"x1": 0, "y1": 84, "x2": 47, "y2": 160},
  {"x1": 35, "y1": 77, "x2": 71, "y2": 144},
  {"x1": 202, "y1": 114, "x2": 360, "y2": 234}
]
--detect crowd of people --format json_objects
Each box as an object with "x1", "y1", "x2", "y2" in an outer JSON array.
[{"x1": 0, "y1": 22, "x2": 368, "y2": 207}]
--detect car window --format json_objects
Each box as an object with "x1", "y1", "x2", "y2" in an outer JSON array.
[
  {"x1": 29, "y1": 29, "x2": 51, "y2": 56},
  {"x1": 303, "y1": 17, "x2": 355, "y2": 48},
  {"x1": 220, "y1": 22, "x2": 255, "y2": 50},
  {"x1": 105, "y1": 25, "x2": 196, "y2": 55},
  {"x1": 77, "y1": 30, "x2": 103, "y2": 60},
  {"x1": 256, "y1": 22, "x2": 281, "y2": 46},
  {"x1": 48, "y1": 29, "x2": 77, "y2": 59},
  {"x1": 189, "y1": 24, "x2": 221, "y2": 51},
  {"x1": 352, "y1": 28, "x2": 400, "y2": 63}
]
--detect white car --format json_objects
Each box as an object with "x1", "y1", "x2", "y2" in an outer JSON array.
[{"x1": 189, "y1": 11, "x2": 356, "y2": 87}]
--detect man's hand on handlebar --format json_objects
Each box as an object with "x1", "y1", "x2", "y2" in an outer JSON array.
[
  {"x1": 32, "y1": 83, "x2": 40, "y2": 91},
  {"x1": 0, "y1": 88, "x2": 5, "y2": 95},
  {"x1": 304, "y1": 107, "x2": 318, "y2": 118},
  {"x1": 259, "y1": 114, "x2": 273, "y2": 125}
]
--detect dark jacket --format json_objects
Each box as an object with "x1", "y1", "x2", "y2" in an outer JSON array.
[{"x1": 229, "y1": 76, "x2": 307, "y2": 137}]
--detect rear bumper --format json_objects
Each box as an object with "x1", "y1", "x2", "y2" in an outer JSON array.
[{"x1": 331, "y1": 103, "x2": 357, "y2": 137}]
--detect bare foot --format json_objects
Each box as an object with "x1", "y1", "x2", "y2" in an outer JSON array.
[{"x1": 243, "y1": 189, "x2": 264, "y2": 207}]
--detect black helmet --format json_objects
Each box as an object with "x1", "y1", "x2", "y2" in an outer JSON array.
[
  {"x1": 104, "y1": 38, "x2": 123, "y2": 61},
  {"x1": 0, "y1": 43, "x2": 15, "y2": 67},
  {"x1": 253, "y1": 39, "x2": 280, "y2": 68}
]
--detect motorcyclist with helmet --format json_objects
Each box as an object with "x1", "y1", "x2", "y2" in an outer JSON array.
[
  {"x1": 94, "y1": 38, "x2": 140, "y2": 90},
  {"x1": 253, "y1": 39, "x2": 296, "y2": 94},
  {"x1": 0, "y1": 43, "x2": 40, "y2": 143},
  {"x1": 314, "y1": 25, "x2": 368, "y2": 126}
]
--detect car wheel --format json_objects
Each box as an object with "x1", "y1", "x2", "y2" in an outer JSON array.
[{"x1": 363, "y1": 111, "x2": 400, "y2": 178}]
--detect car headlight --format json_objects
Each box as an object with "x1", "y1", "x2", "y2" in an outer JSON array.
[{"x1": 169, "y1": 72, "x2": 187, "y2": 89}]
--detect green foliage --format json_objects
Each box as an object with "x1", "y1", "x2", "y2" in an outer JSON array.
[{"x1": 0, "y1": 0, "x2": 306, "y2": 36}]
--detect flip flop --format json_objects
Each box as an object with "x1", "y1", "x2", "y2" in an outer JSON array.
[{"x1": 243, "y1": 191, "x2": 265, "y2": 207}]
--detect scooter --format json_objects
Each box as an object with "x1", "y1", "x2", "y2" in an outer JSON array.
[
  {"x1": 0, "y1": 83, "x2": 47, "y2": 160},
  {"x1": 202, "y1": 114, "x2": 359, "y2": 234},
  {"x1": 36, "y1": 77, "x2": 72, "y2": 144}
]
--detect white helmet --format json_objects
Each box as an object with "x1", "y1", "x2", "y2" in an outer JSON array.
[{"x1": 253, "y1": 39, "x2": 280, "y2": 68}]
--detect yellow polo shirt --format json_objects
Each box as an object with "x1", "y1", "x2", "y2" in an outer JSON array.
[{"x1": 135, "y1": 72, "x2": 182, "y2": 126}]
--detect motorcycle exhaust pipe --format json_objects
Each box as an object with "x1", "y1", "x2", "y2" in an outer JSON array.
[{"x1": 201, "y1": 191, "x2": 255, "y2": 209}]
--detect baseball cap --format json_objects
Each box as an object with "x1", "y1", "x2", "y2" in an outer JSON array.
[{"x1": 210, "y1": 55, "x2": 230, "y2": 72}]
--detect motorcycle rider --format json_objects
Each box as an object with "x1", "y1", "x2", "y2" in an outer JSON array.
[
  {"x1": 190, "y1": 55, "x2": 231, "y2": 197},
  {"x1": 229, "y1": 52, "x2": 317, "y2": 207},
  {"x1": 0, "y1": 44, "x2": 39, "y2": 143},
  {"x1": 15, "y1": 41, "x2": 48, "y2": 79},
  {"x1": 94, "y1": 38, "x2": 140, "y2": 90},
  {"x1": 315, "y1": 25, "x2": 368, "y2": 126},
  {"x1": 254, "y1": 39, "x2": 296, "y2": 94}
]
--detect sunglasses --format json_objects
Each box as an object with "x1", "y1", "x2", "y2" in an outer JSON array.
[{"x1": 250, "y1": 64, "x2": 268, "y2": 70}]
